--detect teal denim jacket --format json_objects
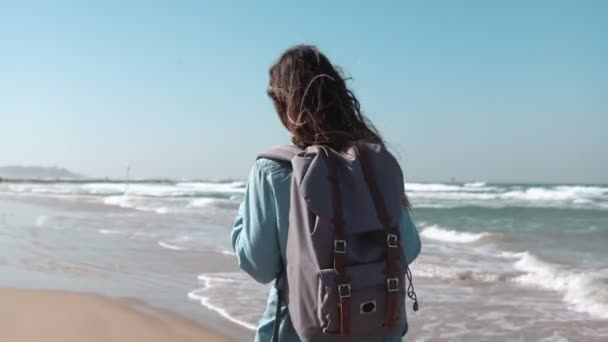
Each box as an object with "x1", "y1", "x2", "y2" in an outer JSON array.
[{"x1": 231, "y1": 158, "x2": 421, "y2": 342}]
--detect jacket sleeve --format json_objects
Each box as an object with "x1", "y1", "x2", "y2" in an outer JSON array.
[
  {"x1": 399, "y1": 209, "x2": 421, "y2": 265},
  {"x1": 231, "y1": 160, "x2": 281, "y2": 284}
]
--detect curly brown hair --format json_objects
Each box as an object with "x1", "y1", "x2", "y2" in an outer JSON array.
[{"x1": 267, "y1": 45, "x2": 383, "y2": 151}]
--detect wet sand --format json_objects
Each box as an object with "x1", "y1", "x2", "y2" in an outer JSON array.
[{"x1": 0, "y1": 288, "x2": 232, "y2": 342}]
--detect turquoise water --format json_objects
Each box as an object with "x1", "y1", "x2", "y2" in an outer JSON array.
[
  {"x1": 415, "y1": 206, "x2": 608, "y2": 268},
  {"x1": 1, "y1": 180, "x2": 607, "y2": 341}
]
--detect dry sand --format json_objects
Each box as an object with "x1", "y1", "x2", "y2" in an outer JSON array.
[{"x1": 0, "y1": 289, "x2": 231, "y2": 342}]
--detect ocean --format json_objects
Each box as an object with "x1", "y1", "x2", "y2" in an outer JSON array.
[{"x1": 1, "y1": 180, "x2": 607, "y2": 341}]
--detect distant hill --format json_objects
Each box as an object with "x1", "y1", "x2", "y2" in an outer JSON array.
[{"x1": 0, "y1": 166, "x2": 82, "y2": 179}]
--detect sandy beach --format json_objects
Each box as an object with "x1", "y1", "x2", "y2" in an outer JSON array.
[{"x1": 0, "y1": 289, "x2": 231, "y2": 342}]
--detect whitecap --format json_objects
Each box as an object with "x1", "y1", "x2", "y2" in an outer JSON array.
[
  {"x1": 130, "y1": 231, "x2": 158, "y2": 239},
  {"x1": 35, "y1": 215, "x2": 47, "y2": 227},
  {"x1": 157, "y1": 241, "x2": 187, "y2": 251},
  {"x1": 511, "y1": 252, "x2": 608, "y2": 319},
  {"x1": 187, "y1": 198, "x2": 217, "y2": 208},
  {"x1": 405, "y1": 183, "x2": 464, "y2": 192},
  {"x1": 464, "y1": 182, "x2": 487, "y2": 188},
  {"x1": 176, "y1": 182, "x2": 246, "y2": 195},
  {"x1": 103, "y1": 195, "x2": 134, "y2": 208},
  {"x1": 420, "y1": 225, "x2": 495, "y2": 244},
  {"x1": 98, "y1": 229, "x2": 123, "y2": 235},
  {"x1": 153, "y1": 207, "x2": 168, "y2": 214}
]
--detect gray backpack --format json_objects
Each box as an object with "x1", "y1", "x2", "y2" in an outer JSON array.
[{"x1": 258, "y1": 143, "x2": 418, "y2": 342}]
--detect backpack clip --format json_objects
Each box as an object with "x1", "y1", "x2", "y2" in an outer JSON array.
[
  {"x1": 387, "y1": 234, "x2": 398, "y2": 248},
  {"x1": 387, "y1": 278, "x2": 400, "y2": 292},
  {"x1": 338, "y1": 283, "x2": 351, "y2": 298},
  {"x1": 334, "y1": 240, "x2": 347, "y2": 254}
]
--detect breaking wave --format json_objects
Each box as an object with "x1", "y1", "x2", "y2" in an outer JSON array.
[{"x1": 420, "y1": 225, "x2": 496, "y2": 243}]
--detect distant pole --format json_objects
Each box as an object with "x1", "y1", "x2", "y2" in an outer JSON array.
[{"x1": 125, "y1": 164, "x2": 131, "y2": 193}]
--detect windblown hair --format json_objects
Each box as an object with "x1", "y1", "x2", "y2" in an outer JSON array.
[
  {"x1": 268, "y1": 45, "x2": 411, "y2": 208},
  {"x1": 267, "y1": 45, "x2": 383, "y2": 151}
]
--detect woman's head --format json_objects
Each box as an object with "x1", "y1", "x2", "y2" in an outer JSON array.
[{"x1": 268, "y1": 45, "x2": 382, "y2": 150}]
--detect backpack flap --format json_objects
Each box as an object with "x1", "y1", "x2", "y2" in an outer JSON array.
[
  {"x1": 257, "y1": 144, "x2": 303, "y2": 163},
  {"x1": 292, "y1": 144, "x2": 403, "y2": 235}
]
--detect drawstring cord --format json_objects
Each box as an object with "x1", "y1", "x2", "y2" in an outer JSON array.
[{"x1": 406, "y1": 266, "x2": 419, "y2": 312}]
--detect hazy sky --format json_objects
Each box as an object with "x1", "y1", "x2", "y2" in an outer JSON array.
[{"x1": 1, "y1": 0, "x2": 606, "y2": 182}]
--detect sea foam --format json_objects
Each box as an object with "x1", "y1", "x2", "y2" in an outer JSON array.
[
  {"x1": 157, "y1": 241, "x2": 187, "y2": 251},
  {"x1": 420, "y1": 225, "x2": 494, "y2": 244},
  {"x1": 512, "y1": 252, "x2": 608, "y2": 319},
  {"x1": 188, "y1": 273, "x2": 262, "y2": 331},
  {"x1": 4, "y1": 181, "x2": 608, "y2": 210}
]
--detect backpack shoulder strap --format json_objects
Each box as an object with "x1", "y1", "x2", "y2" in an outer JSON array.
[{"x1": 257, "y1": 144, "x2": 303, "y2": 163}]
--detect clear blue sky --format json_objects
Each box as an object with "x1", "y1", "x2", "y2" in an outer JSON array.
[{"x1": 1, "y1": 0, "x2": 606, "y2": 182}]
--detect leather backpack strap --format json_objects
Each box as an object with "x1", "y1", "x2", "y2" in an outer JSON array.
[
  {"x1": 325, "y1": 148, "x2": 351, "y2": 336},
  {"x1": 358, "y1": 146, "x2": 402, "y2": 329}
]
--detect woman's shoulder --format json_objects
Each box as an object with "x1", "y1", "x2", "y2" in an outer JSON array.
[{"x1": 253, "y1": 158, "x2": 292, "y2": 183}]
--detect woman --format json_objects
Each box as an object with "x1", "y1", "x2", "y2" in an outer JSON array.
[{"x1": 231, "y1": 45, "x2": 421, "y2": 342}]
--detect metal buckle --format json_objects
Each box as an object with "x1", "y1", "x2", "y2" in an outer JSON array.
[
  {"x1": 334, "y1": 240, "x2": 346, "y2": 254},
  {"x1": 338, "y1": 283, "x2": 351, "y2": 298},
  {"x1": 387, "y1": 277, "x2": 399, "y2": 292},
  {"x1": 387, "y1": 234, "x2": 398, "y2": 248}
]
